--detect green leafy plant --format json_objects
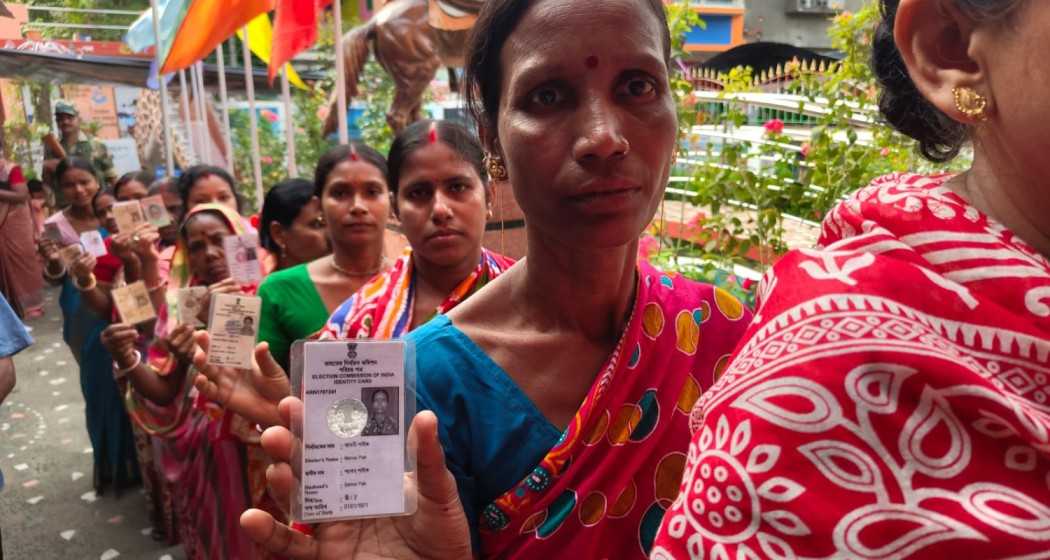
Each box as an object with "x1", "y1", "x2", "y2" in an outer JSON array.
[{"x1": 664, "y1": 1, "x2": 970, "y2": 275}]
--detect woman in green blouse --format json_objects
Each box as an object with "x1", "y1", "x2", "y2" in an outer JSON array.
[{"x1": 257, "y1": 144, "x2": 404, "y2": 370}]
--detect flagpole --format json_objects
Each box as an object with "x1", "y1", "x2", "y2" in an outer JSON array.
[
  {"x1": 279, "y1": 68, "x2": 299, "y2": 177},
  {"x1": 193, "y1": 61, "x2": 209, "y2": 164},
  {"x1": 215, "y1": 44, "x2": 235, "y2": 175},
  {"x1": 189, "y1": 63, "x2": 207, "y2": 164},
  {"x1": 177, "y1": 69, "x2": 198, "y2": 163},
  {"x1": 241, "y1": 26, "x2": 265, "y2": 211},
  {"x1": 149, "y1": 0, "x2": 174, "y2": 176},
  {"x1": 333, "y1": 0, "x2": 349, "y2": 144}
]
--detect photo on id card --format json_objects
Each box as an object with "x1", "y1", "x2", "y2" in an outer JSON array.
[
  {"x1": 205, "y1": 293, "x2": 261, "y2": 370},
  {"x1": 290, "y1": 340, "x2": 417, "y2": 524}
]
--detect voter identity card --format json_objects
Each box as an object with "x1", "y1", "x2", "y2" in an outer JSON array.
[
  {"x1": 141, "y1": 195, "x2": 172, "y2": 228},
  {"x1": 113, "y1": 200, "x2": 146, "y2": 233},
  {"x1": 176, "y1": 286, "x2": 208, "y2": 327},
  {"x1": 223, "y1": 234, "x2": 263, "y2": 285},
  {"x1": 290, "y1": 340, "x2": 416, "y2": 524},
  {"x1": 205, "y1": 293, "x2": 261, "y2": 370},
  {"x1": 112, "y1": 281, "x2": 156, "y2": 325},
  {"x1": 79, "y1": 230, "x2": 107, "y2": 257}
]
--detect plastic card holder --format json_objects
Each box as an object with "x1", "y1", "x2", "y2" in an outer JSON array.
[{"x1": 290, "y1": 339, "x2": 418, "y2": 524}]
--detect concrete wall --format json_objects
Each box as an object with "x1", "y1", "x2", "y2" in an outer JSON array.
[{"x1": 744, "y1": 0, "x2": 867, "y2": 52}]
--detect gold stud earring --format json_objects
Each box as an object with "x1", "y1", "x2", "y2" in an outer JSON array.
[
  {"x1": 485, "y1": 153, "x2": 509, "y2": 182},
  {"x1": 953, "y1": 86, "x2": 989, "y2": 121}
]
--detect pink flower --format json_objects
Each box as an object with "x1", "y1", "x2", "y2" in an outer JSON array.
[
  {"x1": 261, "y1": 110, "x2": 279, "y2": 124},
  {"x1": 261, "y1": 156, "x2": 273, "y2": 164},
  {"x1": 800, "y1": 142, "x2": 811, "y2": 158},
  {"x1": 880, "y1": 147, "x2": 891, "y2": 157},
  {"x1": 638, "y1": 235, "x2": 659, "y2": 262},
  {"x1": 763, "y1": 118, "x2": 785, "y2": 135}
]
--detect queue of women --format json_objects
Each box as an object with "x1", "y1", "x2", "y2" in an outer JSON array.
[{"x1": 25, "y1": 0, "x2": 1049, "y2": 557}]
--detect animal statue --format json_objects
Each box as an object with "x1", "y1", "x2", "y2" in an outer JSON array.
[
  {"x1": 323, "y1": 0, "x2": 485, "y2": 135},
  {"x1": 132, "y1": 89, "x2": 228, "y2": 172}
]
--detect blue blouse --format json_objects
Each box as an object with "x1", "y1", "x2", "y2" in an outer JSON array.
[{"x1": 409, "y1": 314, "x2": 562, "y2": 545}]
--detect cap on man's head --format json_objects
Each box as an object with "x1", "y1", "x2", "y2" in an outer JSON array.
[{"x1": 54, "y1": 101, "x2": 79, "y2": 117}]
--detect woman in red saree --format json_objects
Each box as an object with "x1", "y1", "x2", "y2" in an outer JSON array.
[
  {"x1": 223, "y1": 1, "x2": 752, "y2": 559},
  {"x1": 653, "y1": 1, "x2": 1050, "y2": 558},
  {"x1": 0, "y1": 150, "x2": 44, "y2": 318}
]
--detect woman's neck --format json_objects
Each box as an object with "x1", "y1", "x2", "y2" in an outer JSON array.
[
  {"x1": 412, "y1": 246, "x2": 483, "y2": 298},
  {"x1": 515, "y1": 229, "x2": 638, "y2": 344},
  {"x1": 66, "y1": 205, "x2": 94, "y2": 222},
  {"x1": 951, "y1": 146, "x2": 1050, "y2": 259},
  {"x1": 331, "y1": 238, "x2": 385, "y2": 275}
]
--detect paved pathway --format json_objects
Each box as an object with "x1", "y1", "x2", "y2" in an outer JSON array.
[{"x1": 0, "y1": 287, "x2": 184, "y2": 560}]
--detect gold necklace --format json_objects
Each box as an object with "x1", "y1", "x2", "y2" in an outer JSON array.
[{"x1": 330, "y1": 255, "x2": 388, "y2": 277}]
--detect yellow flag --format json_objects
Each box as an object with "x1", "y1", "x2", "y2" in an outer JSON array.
[{"x1": 236, "y1": 13, "x2": 309, "y2": 90}]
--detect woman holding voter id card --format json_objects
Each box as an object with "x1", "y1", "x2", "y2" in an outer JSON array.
[
  {"x1": 39, "y1": 157, "x2": 141, "y2": 497},
  {"x1": 100, "y1": 202, "x2": 276, "y2": 558},
  {"x1": 205, "y1": 1, "x2": 751, "y2": 558}
]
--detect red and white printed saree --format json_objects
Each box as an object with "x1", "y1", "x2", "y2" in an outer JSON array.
[{"x1": 653, "y1": 173, "x2": 1050, "y2": 559}]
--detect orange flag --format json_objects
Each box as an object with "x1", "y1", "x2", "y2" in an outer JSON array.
[
  {"x1": 161, "y1": 0, "x2": 275, "y2": 73},
  {"x1": 269, "y1": 0, "x2": 333, "y2": 83}
]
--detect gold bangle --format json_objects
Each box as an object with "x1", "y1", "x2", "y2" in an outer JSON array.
[{"x1": 74, "y1": 273, "x2": 97, "y2": 292}]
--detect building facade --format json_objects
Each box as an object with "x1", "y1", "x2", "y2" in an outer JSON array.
[{"x1": 743, "y1": 0, "x2": 866, "y2": 52}]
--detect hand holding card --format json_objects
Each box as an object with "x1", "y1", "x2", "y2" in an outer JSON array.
[{"x1": 239, "y1": 408, "x2": 472, "y2": 560}]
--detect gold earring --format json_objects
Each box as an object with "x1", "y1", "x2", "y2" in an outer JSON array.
[
  {"x1": 953, "y1": 87, "x2": 989, "y2": 121},
  {"x1": 485, "y1": 153, "x2": 509, "y2": 182}
]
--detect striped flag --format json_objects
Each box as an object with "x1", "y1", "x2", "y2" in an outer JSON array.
[{"x1": 161, "y1": 0, "x2": 274, "y2": 73}]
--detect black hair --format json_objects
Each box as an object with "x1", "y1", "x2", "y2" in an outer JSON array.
[
  {"x1": 874, "y1": 0, "x2": 1021, "y2": 162},
  {"x1": 259, "y1": 178, "x2": 316, "y2": 252},
  {"x1": 27, "y1": 179, "x2": 44, "y2": 194},
  {"x1": 91, "y1": 187, "x2": 115, "y2": 214},
  {"x1": 387, "y1": 120, "x2": 487, "y2": 198},
  {"x1": 113, "y1": 170, "x2": 155, "y2": 200},
  {"x1": 371, "y1": 389, "x2": 390, "y2": 403},
  {"x1": 176, "y1": 165, "x2": 243, "y2": 213},
  {"x1": 313, "y1": 143, "x2": 389, "y2": 198},
  {"x1": 55, "y1": 157, "x2": 97, "y2": 186},
  {"x1": 464, "y1": 0, "x2": 671, "y2": 143},
  {"x1": 147, "y1": 177, "x2": 178, "y2": 196}
]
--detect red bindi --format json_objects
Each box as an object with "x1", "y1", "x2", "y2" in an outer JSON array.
[{"x1": 585, "y1": 56, "x2": 599, "y2": 69}]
